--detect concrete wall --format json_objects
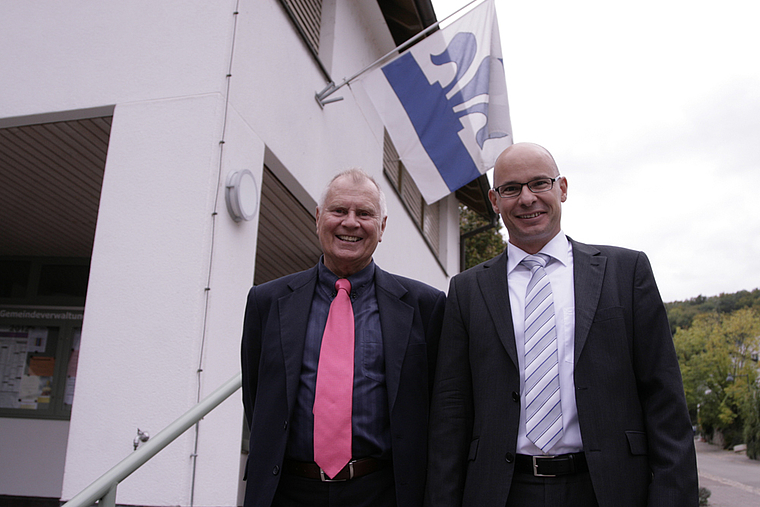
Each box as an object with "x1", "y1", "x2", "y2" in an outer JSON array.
[
  {"x1": 0, "y1": 1, "x2": 233, "y2": 117},
  {"x1": 0, "y1": 419, "x2": 70, "y2": 497},
  {"x1": 61, "y1": 95, "x2": 250, "y2": 506}
]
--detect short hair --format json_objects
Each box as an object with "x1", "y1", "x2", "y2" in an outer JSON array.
[{"x1": 319, "y1": 168, "x2": 387, "y2": 219}]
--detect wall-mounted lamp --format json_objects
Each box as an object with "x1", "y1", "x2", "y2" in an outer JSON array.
[{"x1": 225, "y1": 169, "x2": 259, "y2": 222}]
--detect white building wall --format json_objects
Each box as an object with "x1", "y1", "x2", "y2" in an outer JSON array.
[
  {"x1": 0, "y1": 1, "x2": 241, "y2": 503},
  {"x1": 0, "y1": 419, "x2": 70, "y2": 497},
  {"x1": 189, "y1": 105, "x2": 266, "y2": 507},
  {"x1": 0, "y1": 1, "x2": 234, "y2": 118},
  {"x1": 61, "y1": 94, "x2": 246, "y2": 506},
  {"x1": 0, "y1": 1, "x2": 458, "y2": 505}
]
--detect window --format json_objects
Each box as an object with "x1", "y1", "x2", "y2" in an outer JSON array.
[
  {"x1": 0, "y1": 309, "x2": 82, "y2": 419},
  {"x1": 278, "y1": 0, "x2": 336, "y2": 81},
  {"x1": 0, "y1": 257, "x2": 88, "y2": 419},
  {"x1": 382, "y1": 129, "x2": 441, "y2": 259},
  {"x1": 253, "y1": 167, "x2": 322, "y2": 285},
  {"x1": 281, "y1": 0, "x2": 322, "y2": 53},
  {"x1": 0, "y1": 257, "x2": 89, "y2": 306}
]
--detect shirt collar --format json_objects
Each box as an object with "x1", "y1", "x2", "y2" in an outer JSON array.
[
  {"x1": 317, "y1": 256, "x2": 375, "y2": 298},
  {"x1": 507, "y1": 231, "x2": 570, "y2": 274}
]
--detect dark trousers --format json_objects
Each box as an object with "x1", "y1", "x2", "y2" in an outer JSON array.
[
  {"x1": 506, "y1": 471, "x2": 600, "y2": 507},
  {"x1": 272, "y1": 466, "x2": 396, "y2": 507}
]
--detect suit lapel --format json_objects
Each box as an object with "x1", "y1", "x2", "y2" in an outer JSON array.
[
  {"x1": 375, "y1": 267, "x2": 414, "y2": 413},
  {"x1": 278, "y1": 267, "x2": 318, "y2": 412},
  {"x1": 571, "y1": 239, "x2": 605, "y2": 362},
  {"x1": 477, "y1": 251, "x2": 519, "y2": 367}
]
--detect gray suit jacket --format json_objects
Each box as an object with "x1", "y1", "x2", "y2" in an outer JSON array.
[
  {"x1": 425, "y1": 239, "x2": 698, "y2": 507},
  {"x1": 242, "y1": 263, "x2": 445, "y2": 507}
]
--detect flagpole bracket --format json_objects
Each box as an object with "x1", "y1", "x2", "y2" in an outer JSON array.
[{"x1": 315, "y1": 82, "x2": 344, "y2": 108}]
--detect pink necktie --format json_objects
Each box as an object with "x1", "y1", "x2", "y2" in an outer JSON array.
[{"x1": 313, "y1": 278, "x2": 354, "y2": 478}]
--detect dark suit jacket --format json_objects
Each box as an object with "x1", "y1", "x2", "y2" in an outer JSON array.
[
  {"x1": 241, "y1": 263, "x2": 446, "y2": 507},
  {"x1": 425, "y1": 239, "x2": 698, "y2": 507}
]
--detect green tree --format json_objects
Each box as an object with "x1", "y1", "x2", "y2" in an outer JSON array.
[
  {"x1": 665, "y1": 304, "x2": 701, "y2": 334},
  {"x1": 674, "y1": 308, "x2": 760, "y2": 449},
  {"x1": 460, "y1": 203, "x2": 506, "y2": 270},
  {"x1": 666, "y1": 289, "x2": 760, "y2": 334}
]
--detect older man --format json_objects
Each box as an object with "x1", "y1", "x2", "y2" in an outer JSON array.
[
  {"x1": 242, "y1": 169, "x2": 445, "y2": 507},
  {"x1": 426, "y1": 143, "x2": 697, "y2": 507}
]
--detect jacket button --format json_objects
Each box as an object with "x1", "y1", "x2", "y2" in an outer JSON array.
[
  {"x1": 512, "y1": 392, "x2": 520, "y2": 403},
  {"x1": 505, "y1": 452, "x2": 514, "y2": 463},
  {"x1": 272, "y1": 465, "x2": 280, "y2": 475},
  {"x1": 283, "y1": 420, "x2": 288, "y2": 430}
]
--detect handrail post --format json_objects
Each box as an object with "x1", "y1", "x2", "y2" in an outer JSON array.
[
  {"x1": 99, "y1": 484, "x2": 117, "y2": 507},
  {"x1": 62, "y1": 372, "x2": 242, "y2": 507}
]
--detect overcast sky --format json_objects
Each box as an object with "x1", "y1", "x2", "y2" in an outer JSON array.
[{"x1": 432, "y1": 0, "x2": 760, "y2": 302}]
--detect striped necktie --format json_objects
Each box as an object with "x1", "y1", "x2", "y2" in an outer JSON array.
[{"x1": 522, "y1": 254, "x2": 563, "y2": 453}]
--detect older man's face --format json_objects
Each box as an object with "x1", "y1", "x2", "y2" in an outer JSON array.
[{"x1": 316, "y1": 176, "x2": 387, "y2": 278}]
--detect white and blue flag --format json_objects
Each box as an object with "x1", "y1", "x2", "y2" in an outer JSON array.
[{"x1": 363, "y1": 0, "x2": 512, "y2": 204}]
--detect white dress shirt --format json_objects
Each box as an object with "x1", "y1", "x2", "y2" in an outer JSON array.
[{"x1": 507, "y1": 231, "x2": 583, "y2": 455}]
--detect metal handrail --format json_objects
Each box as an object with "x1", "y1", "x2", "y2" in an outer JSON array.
[{"x1": 62, "y1": 372, "x2": 243, "y2": 507}]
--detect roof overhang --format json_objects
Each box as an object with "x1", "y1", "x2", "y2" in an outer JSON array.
[{"x1": 377, "y1": 0, "x2": 437, "y2": 46}]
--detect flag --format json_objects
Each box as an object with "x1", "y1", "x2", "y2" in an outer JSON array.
[{"x1": 362, "y1": 0, "x2": 512, "y2": 204}]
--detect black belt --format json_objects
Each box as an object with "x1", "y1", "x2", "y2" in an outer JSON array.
[
  {"x1": 283, "y1": 458, "x2": 388, "y2": 482},
  {"x1": 514, "y1": 452, "x2": 588, "y2": 477}
]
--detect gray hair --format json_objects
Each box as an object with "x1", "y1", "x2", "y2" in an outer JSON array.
[{"x1": 318, "y1": 168, "x2": 387, "y2": 218}]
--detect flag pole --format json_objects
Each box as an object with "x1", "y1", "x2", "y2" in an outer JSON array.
[{"x1": 315, "y1": 0, "x2": 483, "y2": 108}]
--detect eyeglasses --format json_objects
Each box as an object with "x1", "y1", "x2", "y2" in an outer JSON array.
[{"x1": 492, "y1": 177, "x2": 562, "y2": 199}]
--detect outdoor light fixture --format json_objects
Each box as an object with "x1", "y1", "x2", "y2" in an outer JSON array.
[{"x1": 225, "y1": 169, "x2": 259, "y2": 222}]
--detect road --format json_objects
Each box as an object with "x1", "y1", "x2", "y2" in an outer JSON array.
[{"x1": 696, "y1": 439, "x2": 760, "y2": 506}]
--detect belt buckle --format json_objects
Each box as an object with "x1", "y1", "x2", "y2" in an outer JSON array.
[
  {"x1": 532, "y1": 455, "x2": 557, "y2": 477},
  {"x1": 319, "y1": 461, "x2": 355, "y2": 482}
]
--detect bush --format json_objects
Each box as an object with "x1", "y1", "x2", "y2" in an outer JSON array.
[
  {"x1": 744, "y1": 393, "x2": 760, "y2": 460},
  {"x1": 699, "y1": 487, "x2": 711, "y2": 506}
]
